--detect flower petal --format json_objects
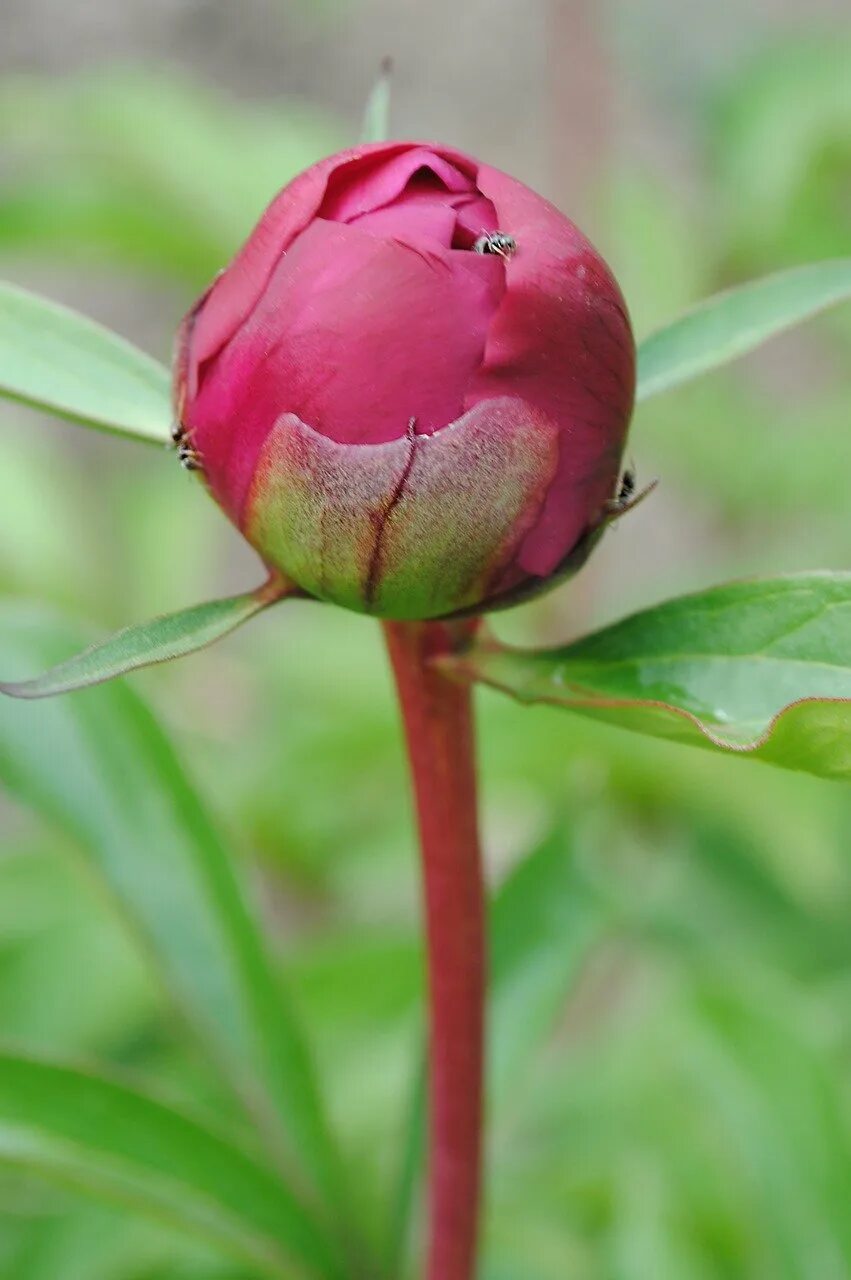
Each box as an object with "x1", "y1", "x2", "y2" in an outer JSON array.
[
  {"x1": 350, "y1": 201, "x2": 458, "y2": 251},
  {"x1": 453, "y1": 194, "x2": 500, "y2": 248},
  {"x1": 186, "y1": 142, "x2": 476, "y2": 377},
  {"x1": 319, "y1": 146, "x2": 477, "y2": 223},
  {"x1": 469, "y1": 164, "x2": 636, "y2": 576},
  {"x1": 187, "y1": 150, "x2": 343, "y2": 376},
  {"x1": 188, "y1": 218, "x2": 506, "y2": 520},
  {"x1": 351, "y1": 187, "x2": 498, "y2": 252}
]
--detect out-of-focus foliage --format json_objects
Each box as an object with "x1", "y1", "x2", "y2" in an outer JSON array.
[
  {"x1": 0, "y1": 68, "x2": 340, "y2": 287},
  {"x1": 1, "y1": 32, "x2": 851, "y2": 1280},
  {"x1": 709, "y1": 36, "x2": 851, "y2": 271},
  {"x1": 0, "y1": 607, "x2": 346, "y2": 1226}
]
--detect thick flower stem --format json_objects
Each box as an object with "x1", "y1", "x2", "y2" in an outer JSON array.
[{"x1": 383, "y1": 619, "x2": 485, "y2": 1280}]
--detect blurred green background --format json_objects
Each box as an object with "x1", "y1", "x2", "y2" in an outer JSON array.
[{"x1": 1, "y1": 2, "x2": 851, "y2": 1277}]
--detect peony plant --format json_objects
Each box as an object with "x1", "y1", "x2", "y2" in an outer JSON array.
[{"x1": 1, "y1": 76, "x2": 851, "y2": 1280}]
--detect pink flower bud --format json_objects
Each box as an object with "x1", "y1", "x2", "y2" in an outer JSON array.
[{"x1": 175, "y1": 142, "x2": 635, "y2": 619}]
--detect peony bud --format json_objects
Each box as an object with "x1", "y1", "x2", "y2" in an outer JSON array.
[{"x1": 174, "y1": 142, "x2": 635, "y2": 620}]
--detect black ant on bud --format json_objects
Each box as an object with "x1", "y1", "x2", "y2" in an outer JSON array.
[
  {"x1": 605, "y1": 464, "x2": 656, "y2": 519},
  {"x1": 473, "y1": 232, "x2": 517, "y2": 259},
  {"x1": 171, "y1": 422, "x2": 203, "y2": 473}
]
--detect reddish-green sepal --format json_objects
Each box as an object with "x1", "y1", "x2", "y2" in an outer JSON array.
[{"x1": 244, "y1": 401, "x2": 562, "y2": 621}]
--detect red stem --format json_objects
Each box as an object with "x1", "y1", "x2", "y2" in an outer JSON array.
[{"x1": 383, "y1": 619, "x2": 485, "y2": 1280}]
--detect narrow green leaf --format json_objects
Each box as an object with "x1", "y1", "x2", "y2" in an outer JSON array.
[
  {"x1": 0, "y1": 579, "x2": 287, "y2": 699},
  {"x1": 444, "y1": 573, "x2": 851, "y2": 780},
  {"x1": 0, "y1": 281, "x2": 171, "y2": 443},
  {"x1": 636, "y1": 259, "x2": 851, "y2": 401},
  {"x1": 359, "y1": 58, "x2": 393, "y2": 145},
  {"x1": 0, "y1": 1051, "x2": 343, "y2": 1280},
  {"x1": 0, "y1": 605, "x2": 347, "y2": 1235}
]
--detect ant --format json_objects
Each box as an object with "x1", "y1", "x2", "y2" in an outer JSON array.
[
  {"x1": 171, "y1": 422, "x2": 203, "y2": 473},
  {"x1": 473, "y1": 232, "x2": 517, "y2": 259}
]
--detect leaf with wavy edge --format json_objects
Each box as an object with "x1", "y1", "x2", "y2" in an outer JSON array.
[
  {"x1": 636, "y1": 259, "x2": 851, "y2": 401},
  {"x1": 0, "y1": 281, "x2": 172, "y2": 442},
  {"x1": 443, "y1": 573, "x2": 851, "y2": 780},
  {"x1": 0, "y1": 576, "x2": 289, "y2": 698}
]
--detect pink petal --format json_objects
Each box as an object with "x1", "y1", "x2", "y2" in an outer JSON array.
[
  {"x1": 188, "y1": 151, "x2": 343, "y2": 376},
  {"x1": 319, "y1": 146, "x2": 477, "y2": 223},
  {"x1": 350, "y1": 201, "x2": 458, "y2": 250},
  {"x1": 187, "y1": 141, "x2": 474, "y2": 379},
  {"x1": 352, "y1": 188, "x2": 498, "y2": 252},
  {"x1": 469, "y1": 164, "x2": 635, "y2": 576},
  {"x1": 453, "y1": 194, "x2": 500, "y2": 248},
  {"x1": 188, "y1": 217, "x2": 506, "y2": 522}
]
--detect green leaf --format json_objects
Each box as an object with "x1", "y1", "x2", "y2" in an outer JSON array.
[
  {"x1": 0, "y1": 605, "x2": 347, "y2": 1231},
  {"x1": 359, "y1": 58, "x2": 393, "y2": 145},
  {"x1": 0, "y1": 282, "x2": 171, "y2": 443},
  {"x1": 0, "y1": 579, "x2": 287, "y2": 699},
  {"x1": 0, "y1": 1051, "x2": 343, "y2": 1280},
  {"x1": 636, "y1": 259, "x2": 851, "y2": 401},
  {"x1": 444, "y1": 573, "x2": 851, "y2": 780}
]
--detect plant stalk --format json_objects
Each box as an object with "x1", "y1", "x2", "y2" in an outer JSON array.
[{"x1": 383, "y1": 619, "x2": 485, "y2": 1280}]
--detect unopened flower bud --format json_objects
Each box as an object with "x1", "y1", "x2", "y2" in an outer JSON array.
[{"x1": 175, "y1": 142, "x2": 635, "y2": 619}]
